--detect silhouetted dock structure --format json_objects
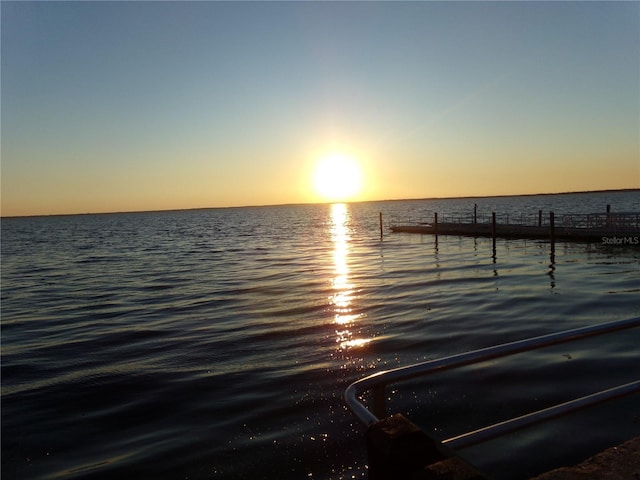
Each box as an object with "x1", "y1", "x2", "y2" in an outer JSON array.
[{"x1": 389, "y1": 207, "x2": 640, "y2": 242}]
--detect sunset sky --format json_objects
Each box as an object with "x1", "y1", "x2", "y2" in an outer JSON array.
[{"x1": 2, "y1": 1, "x2": 639, "y2": 216}]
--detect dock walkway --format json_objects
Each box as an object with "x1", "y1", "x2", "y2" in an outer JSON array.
[{"x1": 390, "y1": 211, "x2": 640, "y2": 242}]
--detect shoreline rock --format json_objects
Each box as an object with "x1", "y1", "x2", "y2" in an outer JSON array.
[{"x1": 529, "y1": 436, "x2": 640, "y2": 480}]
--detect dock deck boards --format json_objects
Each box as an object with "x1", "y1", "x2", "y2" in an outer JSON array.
[{"x1": 390, "y1": 222, "x2": 640, "y2": 241}]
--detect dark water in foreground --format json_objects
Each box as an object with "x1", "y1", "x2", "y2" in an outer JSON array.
[{"x1": 2, "y1": 191, "x2": 639, "y2": 480}]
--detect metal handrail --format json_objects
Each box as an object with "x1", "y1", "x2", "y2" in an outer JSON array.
[
  {"x1": 345, "y1": 317, "x2": 640, "y2": 445},
  {"x1": 445, "y1": 380, "x2": 640, "y2": 450}
]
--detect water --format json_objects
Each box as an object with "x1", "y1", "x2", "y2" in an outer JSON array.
[{"x1": 2, "y1": 190, "x2": 639, "y2": 480}]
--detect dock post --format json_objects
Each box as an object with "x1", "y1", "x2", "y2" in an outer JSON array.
[
  {"x1": 434, "y1": 212, "x2": 439, "y2": 236},
  {"x1": 379, "y1": 212, "x2": 383, "y2": 240},
  {"x1": 549, "y1": 241, "x2": 556, "y2": 288},
  {"x1": 372, "y1": 385, "x2": 386, "y2": 419},
  {"x1": 491, "y1": 212, "x2": 497, "y2": 238},
  {"x1": 550, "y1": 211, "x2": 555, "y2": 244},
  {"x1": 473, "y1": 203, "x2": 477, "y2": 224},
  {"x1": 607, "y1": 204, "x2": 611, "y2": 227},
  {"x1": 538, "y1": 210, "x2": 542, "y2": 227},
  {"x1": 491, "y1": 212, "x2": 497, "y2": 255},
  {"x1": 365, "y1": 414, "x2": 447, "y2": 480}
]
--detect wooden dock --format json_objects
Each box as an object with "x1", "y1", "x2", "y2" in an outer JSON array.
[{"x1": 389, "y1": 210, "x2": 640, "y2": 242}]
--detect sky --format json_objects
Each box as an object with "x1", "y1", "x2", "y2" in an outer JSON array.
[{"x1": 1, "y1": 1, "x2": 639, "y2": 216}]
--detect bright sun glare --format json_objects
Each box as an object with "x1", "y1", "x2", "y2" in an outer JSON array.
[{"x1": 312, "y1": 153, "x2": 363, "y2": 202}]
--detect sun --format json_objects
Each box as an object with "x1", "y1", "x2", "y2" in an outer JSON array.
[{"x1": 312, "y1": 153, "x2": 363, "y2": 202}]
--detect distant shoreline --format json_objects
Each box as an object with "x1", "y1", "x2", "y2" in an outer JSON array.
[
  {"x1": 2, "y1": 188, "x2": 638, "y2": 219},
  {"x1": 371, "y1": 188, "x2": 640, "y2": 205}
]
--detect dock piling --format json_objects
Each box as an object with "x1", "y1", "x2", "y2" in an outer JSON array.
[
  {"x1": 549, "y1": 211, "x2": 555, "y2": 244},
  {"x1": 365, "y1": 414, "x2": 448, "y2": 480},
  {"x1": 491, "y1": 212, "x2": 497, "y2": 239},
  {"x1": 379, "y1": 212, "x2": 383, "y2": 240},
  {"x1": 491, "y1": 212, "x2": 497, "y2": 255}
]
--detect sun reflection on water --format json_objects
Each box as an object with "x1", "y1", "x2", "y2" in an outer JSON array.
[{"x1": 329, "y1": 203, "x2": 370, "y2": 351}]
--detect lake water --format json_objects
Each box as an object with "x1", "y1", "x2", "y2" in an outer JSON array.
[{"x1": 2, "y1": 190, "x2": 639, "y2": 480}]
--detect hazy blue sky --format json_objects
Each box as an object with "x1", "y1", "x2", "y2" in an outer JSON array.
[{"x1": 2, "y1": 1, "x2": 638, "y2": 216}]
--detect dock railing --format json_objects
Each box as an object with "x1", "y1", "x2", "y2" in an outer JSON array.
[
  {"x1": 563, "y1": 212, "x2": 640, "y2": 230},
  {"x1": 345, "y1": 316, "x2": 640, "y2": 450},
  {"x1": 389, "y1": 212, "x2": 552, "y2": 228},
  {"x1": 390, "y1": 212, "x2": 640, "y2": 230},
  {"x1": 389, "y1": 211, "x2": 640, "y2": 244}
]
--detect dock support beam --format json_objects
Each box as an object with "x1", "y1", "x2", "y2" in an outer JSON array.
[
  {"x1": 379, "y1": 212, "x2": 383, "y2": 240},
  {"x1": 434, "y1": 212, "x2": 439, "y2": 236},
  {"x1": 549, "y1": 211, "x2": 555, "y2": 244}
]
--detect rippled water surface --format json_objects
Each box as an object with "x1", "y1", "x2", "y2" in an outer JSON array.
[{"x1": 2, "y1": 191, "x2": 639, "y2": 479}]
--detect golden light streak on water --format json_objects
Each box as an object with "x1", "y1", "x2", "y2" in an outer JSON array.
[{"x1": 329, "y1": 203, "x2": 369, "y2": 350}]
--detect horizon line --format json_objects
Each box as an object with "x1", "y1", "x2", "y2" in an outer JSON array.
[{"x1": 2, "y1": 188, "x2": 639, "y2": 219}]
